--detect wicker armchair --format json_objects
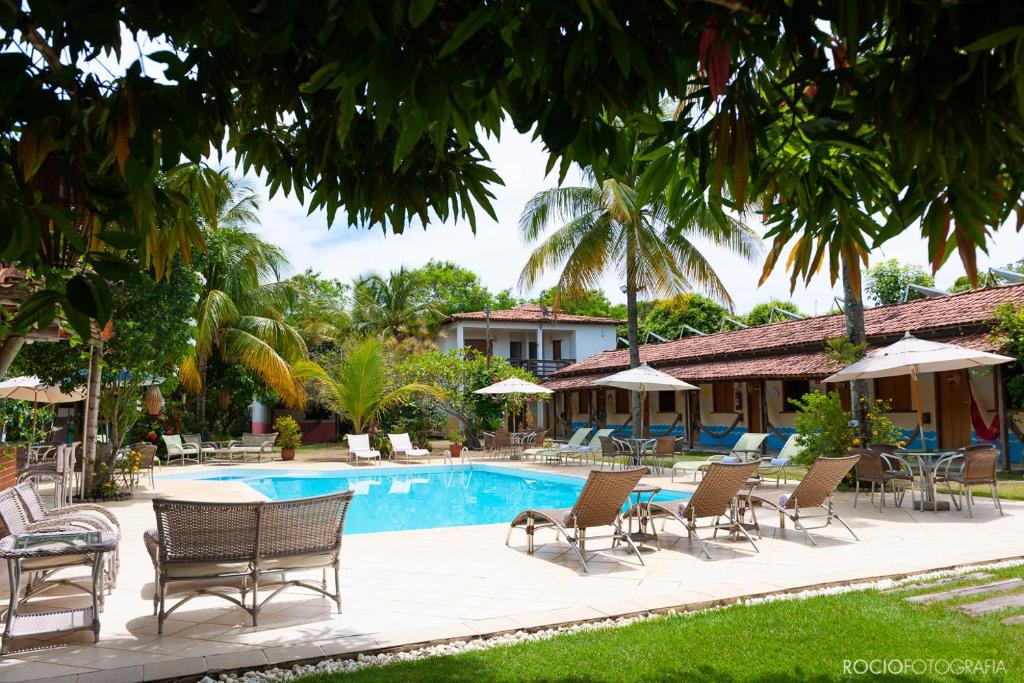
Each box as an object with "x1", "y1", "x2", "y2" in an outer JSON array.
[
  {"x1": 934, "y1": 446, "x2": 1002, "y2": 518},
  {"x1": 146, "y1": 491, "x2": 353, "y2": 633},
  {"x1": 852, "y1": 448, "x2": 915, "y2": 511},
  {"x1": 161, "y1": 434, "x2": 201, "y2": 466}
]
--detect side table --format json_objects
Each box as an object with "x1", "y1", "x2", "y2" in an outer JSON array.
[
  {"x1": 0, "y1": 530, "x2": 117, "y2": 654},
  {"x1": 621, "y1": 483, "x2": 662, "y2": 551}
]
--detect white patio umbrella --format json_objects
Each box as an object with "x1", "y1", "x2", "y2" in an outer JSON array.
[
  {"x1": 594, "y1": 364, "x2": 697, "y2": 438},
  {"x1": 474, "y1": 377, "x2": 553, "y2": 431},
  {"x1": 0, "y1": 376, "x2": 86, "y2": 440},
  {"x1": 823, "y1": 332, "x2": 1014, "y2": 448}
]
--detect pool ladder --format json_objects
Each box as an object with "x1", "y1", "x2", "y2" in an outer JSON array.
[{"x1": 443, "y1": 448, "x2": 472, "y2": 468}]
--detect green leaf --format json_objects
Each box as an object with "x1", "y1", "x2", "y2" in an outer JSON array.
[
  {"x1": 10, "y1": 290, "x2": 61, "y2": 335},
  {"x1": 408, "y1": 0, "x2": 436, "y2": 27},
  {"x1": 609, "y1": 28, "x2": 630, "y2": 76},
  {"x1": 66, "y1": 274, "x2": 100, "y2": 320},
  {"x1": 393, "y1": 110, "x2": 427, "y2": 171},
  {"x1": 35, "y1": 205, "x2": 86, "y2": 254},
  {"x1": 438, "y1": 8, "x2": 492, "y2": 58},
  {"x1": 88, "y1": 253, "x2": 135, "y2": 281},
  {"x1": 97, "y1": 230, "x2": 142, "y2": 249},
  {"x1": 962, "y1": 26, "x2": 1024, "y2": 52},
  {"x1": 300, "y1": 62, "x2": 341, "y2": 94}
]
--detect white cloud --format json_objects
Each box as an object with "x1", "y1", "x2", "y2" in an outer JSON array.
[{"x1": 242, "y1": 122, "x2": 1024, "y2": 315}]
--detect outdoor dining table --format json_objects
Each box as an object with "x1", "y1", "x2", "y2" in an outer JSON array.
[
  {"x1": 894, "y1": 449, "x2": 960, "y2": 512},
  {"x1": 0, "y1": 530, "x2": 117, "y2": 654},
  {"x1": 618, "y1": 437, "x2": 656, "y2": 468},
  {"x1": 507, "y1": 431, "x2": 533, "y2": 460}
]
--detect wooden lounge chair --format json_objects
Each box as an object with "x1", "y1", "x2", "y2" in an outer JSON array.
[
  {"x1": 756, "y1": 434, "x2": 803, "y2": 486},
  {"x1": 748, "y1": 455, "x2": 860, "y2": 546},
  {"x1": 387, "y1": 433, "x2": 430, "y2": 461},
  {"x1": 642, "y1": 461, "x2": 760, "y2": 559},
  {"x1": 146, "y1": 492, "x2": 353, "y2": 633},
  {"x1": 934, "y1": 446, "x2": 1003, "y2": 518},
  {"x1": 505, "y1": 468, "x2": 648, "y2": 573},
  {"x1": 345, "y1": 433, "x2": 381, "y2": 464}
]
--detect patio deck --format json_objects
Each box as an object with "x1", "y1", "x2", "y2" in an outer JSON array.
[{"x1": 1, "y1": 457, "x2": 1022, "y2": 683}]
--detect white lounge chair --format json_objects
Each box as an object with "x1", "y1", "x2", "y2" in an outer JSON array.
[
  {"x1": 346, "y1": 434, "x2": 381, "y2": 464},
  {"x1": 162, "y1": 434, "x2": 201, "y2": 466},
  {"x1": 388, "y1": 433, "x2": 430, "y2": 461},
  {"x1": 564, "y1": 428, "x2": 615, "y2": 466},
  {"x1": 757, "y1": 434, "x2": 803, "y2": 485},
  {"x1": 671, "y1": 432, "x2": 769, "y2": 482},
  {"x1": 533, "y1": 427, "x2": 593, "y2": 464}
]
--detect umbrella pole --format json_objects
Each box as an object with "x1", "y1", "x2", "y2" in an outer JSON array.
[{"x1": 912, "y1": 367, "x2": 926, "y2": 449}]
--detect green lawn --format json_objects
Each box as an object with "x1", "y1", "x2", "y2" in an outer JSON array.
[{"x1": 295, "y1": 565, "x2": 1024, "y2": 682}]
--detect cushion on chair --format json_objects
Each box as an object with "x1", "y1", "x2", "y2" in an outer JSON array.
[
  {"x1": 769, "y1": 457, "x2": 790, "y2": 466},
  {"x1": 722, "y1": 456, "x2": 739, "y2": 464},
  {"x1": 258, "y1": 552, "x2": 337, "y2": 571}
]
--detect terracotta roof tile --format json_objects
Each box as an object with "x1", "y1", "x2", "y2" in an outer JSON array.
[
  {"x1": 445, "y1": 303, "x2": 624, "y2": 326},
  {"x1": 547, "y1": 283, "x2": 1024, "y2": 380}
]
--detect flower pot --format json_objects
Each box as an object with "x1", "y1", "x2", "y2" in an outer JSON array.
[
  {"x1": 450, "y1": 443, "x2": 462, "y2": 457},
  {"x1": 281, "y1": 448, "x2": 295, "y2": 461}
]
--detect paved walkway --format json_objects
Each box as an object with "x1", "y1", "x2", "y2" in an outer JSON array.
[{"x1": 1, "y1": 458, "x2": 1021, "y2": 682}]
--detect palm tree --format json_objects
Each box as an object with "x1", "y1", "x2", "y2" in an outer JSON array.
[
  {"x1": 293, "y1": 337, "x2": 444, "y2": 433},
  {"x1": 179, "y1": 173, "x2": 309, "y2": 422},
  {"x1": 519, "y1": 124, "x2": 761, "y2": 434},
  {"x1": 351, "y1": 267, "x2": 441, "y2": 339}
]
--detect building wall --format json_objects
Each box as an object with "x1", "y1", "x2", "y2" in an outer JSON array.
[
  {"x1": 435, "y1": 322, "x2": 617, "y2": 362},
  {"x1": 559, "y1": 367, "x2": 1020, "y2": 461}
]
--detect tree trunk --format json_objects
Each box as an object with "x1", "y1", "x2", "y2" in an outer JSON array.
[
  {"x1": 842, "y1": 256, "x2": 870, "y2": 442},
  {"x1": 83, "y1": 342, "x2": 103, "y2": 495},
  {"x1": 196, "y1": 360, "x2": 207, "y2": 426},
  {"x1": 0, "y1": 336, "x2": 25, "y2": 376},
  {"x1": 626, "y1": 277, "x2": 642, "y2": 437}
]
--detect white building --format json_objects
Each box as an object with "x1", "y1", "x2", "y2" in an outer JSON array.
[{"x1": 435, "y1": 304, "x2": 623, "y2": 430}]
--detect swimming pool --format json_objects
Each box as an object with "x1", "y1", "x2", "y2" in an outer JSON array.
[{"x1": 160, "y1": 465, "x2": 690, "y2": 535}]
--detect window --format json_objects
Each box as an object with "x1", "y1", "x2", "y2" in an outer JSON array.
[
  {"x1": 614, "y1": 388, "x2": 630, "y2": 413},
  {"x1": 712, "y1": 382, "x2": 735, "y2": 413},
  {"x1": 509, "y1": 341, "x2": 522, "y2": 360},
  {"x1": 874, "y1": 375, "x2": 913, "y2": 411},
  {"x1": 464, "y1": 339, "x2": 492, "y2": 355},
  {"x1": 781, "y1": 380, "x2": 811, "y2": 411},
  {"x1": 577, "y1": 390, "x2": 590, "y2": 413},
  {"x1": 658, "y1": 391, "x2": 676, "y2": 413},
  {"x1": 551, "y1": 339, "x2": 562, "y2": 360},
  {"x1": 528, "y1": 341, "x2": 538, "y2": 359}
]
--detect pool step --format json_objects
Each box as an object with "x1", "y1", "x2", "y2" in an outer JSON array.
[
  {"x1": 884, "y1": 571, "x2": 990, "y2": 593},
  {"x1": 905, "y1": 578, "x2": 1024, "y2": 604}
]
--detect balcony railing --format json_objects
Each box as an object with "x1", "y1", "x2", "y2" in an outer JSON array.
[{"x1": 509, "y1": 358, "x2": 575, "y2": 380}]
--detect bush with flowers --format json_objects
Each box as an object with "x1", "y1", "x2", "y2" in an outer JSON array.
[{"x1": 790, "y1": 391, "x2": 906, "y2": 464}]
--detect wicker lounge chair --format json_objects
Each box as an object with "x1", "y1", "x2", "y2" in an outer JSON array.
[
  {"x1": 228, "y1": 432, "x2": 278, "y2": 462},
  {"x1": 162, "y1": 434, "x2": 201, "y2": 465},
  {"x1": 506, "y1": 467, "x2": 648, "y2": 573},
  {"x1": 387, "y1": 433, "x2": 430, "y2": 461},
  {"x1": 934, "y1": 446, "x2": 1003, "y2": 518},
  {"x1": 146, "y1": 491, "x2": 353, "y2": 633},
  {"x1": 852, "y1": 448, "x2": 915, "y2": 511},
  {"x1": 748, "y1": 455, "x2": 860, "y2": 545},
  {"x1": 346, "y1": 434, "x2": 381, "y2": 463},
  {"x1": 674, "y1": 432, "x2": 769, "y2": 482},
  {"x1": 642, "y1": 461, "x2": 760, "y2": 559}
]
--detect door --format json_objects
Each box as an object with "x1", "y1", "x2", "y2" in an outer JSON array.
[
  {"x1": 936, "y1": 370, "x2": 972, "y2": 448},
  {"x1": 509, "y1": 341, "x2": 523, "y2": 360},
  {"x1": 551, "y1": 339, "x2": 562, "y2": 361},
  {"x1": 746, "y1": 381, "x2": 763, "y2": 434}
]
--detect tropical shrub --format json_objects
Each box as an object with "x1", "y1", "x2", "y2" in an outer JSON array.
[
  {"x1": 993, "y1": 302, "x2": 1024, "y2": 409},
  {"x1": 790, "y1": 391, "x2": 852, "y2": 463},
  {"x1": 274, "y1": 416, "x2": 303, "y2": 450}
]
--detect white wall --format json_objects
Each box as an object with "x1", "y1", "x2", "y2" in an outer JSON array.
[{"x1": 434, "y1": 322, "x2": 618, "y2": 361}]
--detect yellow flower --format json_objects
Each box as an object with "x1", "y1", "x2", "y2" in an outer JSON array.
[
  {"x1": 897, "y1": 440, "x2": 906, "y2": 447},
  {"x1": 851, "y1": 438, "x2": 861, "y2": 446},
  {"x1": 872, "y1": 430, "x2": 879, "y2": 437}
]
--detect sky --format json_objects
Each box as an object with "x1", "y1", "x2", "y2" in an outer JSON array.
[{"x1": 247, "y1": 119, "x2": 1024, "y2": 316}]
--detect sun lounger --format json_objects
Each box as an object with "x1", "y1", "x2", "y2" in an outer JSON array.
[
  {"x1": 756, "y1": 434, "x2": 803, "y2": 486},
  {"x1": 228, "y1": 432, "x2": 278, "y2": 462},
  {"x1": 162, "y1": 434, "x2": 201, "y2": 465},
  {"x1": 505, "y1": 467, "x2": 647, "y2": 572},
  {"x1": 641, "y1": 461, "x2": 760, "y2": 559},
  {"x1": 672, "y1": 432, "x2": 769, "y2": 482},
  {"x1": 388, "y1": 433, "x2": 430, "y2": 461},
  {"x1": 346, "y1": 433, "x2": 381, "y2": 464},
  {"x1": 747, "y1": 454, "x2": 860, "y2": 546}
]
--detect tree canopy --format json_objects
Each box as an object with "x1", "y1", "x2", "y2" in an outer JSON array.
[
  {"x1": 531, "y1": 288, "x2": 623, "y2": 319},
  {"x1": 742, "y1": 300, "x2": 805, "y2": 327},
  {"x1": 865, "y1": 259, "x2": 936, "y2": 306},
  {"x1": 641, "y1": 294, "x2": 729, "y2": 340}
]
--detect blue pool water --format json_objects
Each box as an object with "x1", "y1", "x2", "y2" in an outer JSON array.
[{"x1": 161, "y1": 465, "x2": 690, "y2": 535}]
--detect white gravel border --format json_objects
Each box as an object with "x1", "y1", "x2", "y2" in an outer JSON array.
[{"x1": 199, "y1": 558, "x2": 1024, "y2": 683}]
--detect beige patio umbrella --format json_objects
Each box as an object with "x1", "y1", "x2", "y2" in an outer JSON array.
[
  {"x1": 594, "y1": 364, "x2": 697, "y2": 438},
  {"x1": 823, "y1": 333, "x2": 1014, "y2": 448},
  {"x1": 474, "y1": 377, "x2": 553, "y2": 432},
  {"x1": 0, "y1": 376, "x2": 86, "y2": 440}
]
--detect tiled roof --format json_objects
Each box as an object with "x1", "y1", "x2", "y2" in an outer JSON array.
[
  {"x1": 545, "y1": 332, "x2": 998, "y2": 390},
  {"x1": 547, "y1": 283, "x2": 1024, "y2": 382},
  {"x1": 444, "y1": 303, "x2": 624, "y2": 326}
]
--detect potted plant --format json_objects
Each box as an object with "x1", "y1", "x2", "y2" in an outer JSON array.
[
  {"x1": 447, "y1": 427, "x2": 464, "y2": 457},
  {"x1": 274, "y1": 416, "x2": 302, "y2": 461}
]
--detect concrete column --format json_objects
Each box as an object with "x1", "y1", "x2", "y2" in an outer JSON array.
[{"x1": 455, "y1": 323, "x2": 464, "y2": 349}]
